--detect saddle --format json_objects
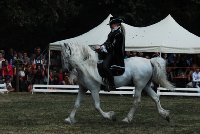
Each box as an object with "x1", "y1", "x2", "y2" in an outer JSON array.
[{"x1": 97, "y1": 62, "x2": 125, "y2": 78}]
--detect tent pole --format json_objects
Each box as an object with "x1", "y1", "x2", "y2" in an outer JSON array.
[{"x1": 47, "y1": 48, "x2": 50, "y2": 85}]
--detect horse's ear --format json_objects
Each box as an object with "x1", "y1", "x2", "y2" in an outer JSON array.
[{"x1": 64, "y1": 43, "x2": 68, "y2": 48}]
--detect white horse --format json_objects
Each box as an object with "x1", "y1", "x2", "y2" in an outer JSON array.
[{"x1": 62, "y1": 43, "x2": 174, "y2": 124}]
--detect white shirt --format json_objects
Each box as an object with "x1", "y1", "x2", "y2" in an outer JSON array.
[
  {"x1": 192, "y1": 71, "x2": 200, "y2": 82},
  {"x1": 100, "y1": 45, "x2": 108, "y2": 53}
]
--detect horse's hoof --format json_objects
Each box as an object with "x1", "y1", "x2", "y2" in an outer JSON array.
[
  {"x1": 122, "y1": 117, "x2": 130, "y2": 123},
  {"x1": 64, "y1": 117, "x2": 76, "y2": 125},
  {"x1": 108, "y1": 111, "x2": 117, "y2": 121},
  {"x1": 165, "y1": 110, "x2": 171, "y2": 122},
  {"x1": 166, "y1": 111, "x2": 175, "y2": 123}
]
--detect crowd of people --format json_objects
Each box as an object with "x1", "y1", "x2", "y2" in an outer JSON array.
[
  {"x1": 125, "y1": 51, "x2": 200, "y2": 87},
  {"x1": 0, "y1": 47, "x2": 73, "y2": 92},
  {"x1": 1, "y1": 48, "x2": 200, "y2": 92}
]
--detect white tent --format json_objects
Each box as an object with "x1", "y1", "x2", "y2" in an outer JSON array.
[
  {"x1": 124, "y1": 15, "x2": 200, "y2": 53},
  {"x1": 50, "y1": 14, "x2": 200, "y2": 54},
  {"x1": 49, "y1": 14, "x2": 112, "y2": 51}
]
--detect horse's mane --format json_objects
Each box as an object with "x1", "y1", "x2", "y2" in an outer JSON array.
[
  {"x1": 68, "y1": 43, "x2": 101, "y2": 82},
  {"x1": 69, "y1": 43, "x2": 98, "y2": 66}
]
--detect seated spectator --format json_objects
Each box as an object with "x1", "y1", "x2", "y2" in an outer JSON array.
[
  {"x1": 167, "y1": 53, "x2": 176, "y2": 66},
  {"x1": 132, "y1": 51, "x2": 137, "y2": 57},
  {"x1": 22, "y1": 52, "x2": 30, "y2": 65},
  {"x1": 51, "y1": 74, "x2": 60, "y2": 85},
  {"x1": 145, "y1": 55, "x2": 150, "y2": 59},
  {"x1": 18, "y1": 66, "x2": 26, "y2": 92},
  {"x1": 2, "y1": 60, "x2": 13, "y2": 79},
  {"x1": 1, "y1": 60, "x2": 14, "y2": 91},
  {"x1": 6, "y1": 48, "x2": 14, "y2": 65},
  {"x1": 152, "y1": 52, "x2": 160, "y2": 58},
  {"x1": 0, "y1": 52, "x2": 4, "y2": 82},
  {"x1": 138, "y1": 52, "x2": 144, "y2": 57},
  {"x1": 17, "y1": 52, "x2": 23, "y2": 61},
  {"x1": 0, "y1": 51, "x2": 5, "y2": 69},
  {"x1": 34, "y1": 65, "x2": 44, "y2": 84},
  {"x1": 61, "y1": 75, "x2": 71, "y2": 85},
  {"x1": 48, "y1": 71, "x2": 54, "y2": 84},
  {"x1": 192, "y1": 68, "x2": 200, "y2": 88},
  {"x1": 58, "y1": 69, "x2": 63, "y2": 84},
  {"x1": 125, "y1": 51, "x2": 131, "y2": 59},
  {"x1": 25, "y1": 65, "x2": 34, "y2": 92}
]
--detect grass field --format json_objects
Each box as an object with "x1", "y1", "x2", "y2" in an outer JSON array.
[{"x1": 0, "y1": 93, "x2": 200, "y2": 134}]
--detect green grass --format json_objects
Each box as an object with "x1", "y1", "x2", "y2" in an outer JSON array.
[{"x1": 0, "y1": 93, "x2": 200, "y2": 134}]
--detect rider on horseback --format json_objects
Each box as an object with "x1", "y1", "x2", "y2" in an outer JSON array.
[{"x1": 96, "y1": 16, "x2": 125, "y2": 91}]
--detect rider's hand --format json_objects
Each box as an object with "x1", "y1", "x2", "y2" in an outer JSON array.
[{"x1": 95, "y1": 45, "x2": 101, "y2": 50}]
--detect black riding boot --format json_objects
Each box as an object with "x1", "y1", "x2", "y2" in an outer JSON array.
[
  {"x1": 107, "y1": 73, "x2": 116, "y2": 92},
  {"x1": 102, "y1": 54, "x2": 116, "y2": 92}
]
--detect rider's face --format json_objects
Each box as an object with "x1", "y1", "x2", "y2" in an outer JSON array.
[{"x1": 110, "y1": 24, "x2": 119, "y2": 29}]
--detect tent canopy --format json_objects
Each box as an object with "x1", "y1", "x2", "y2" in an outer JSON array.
[
  {"x1": 49, "y1": 14, "x2": 112, "y2": 51},
  {"x1": 50, "y1": 14, "x2": 200, "y2": 53}
]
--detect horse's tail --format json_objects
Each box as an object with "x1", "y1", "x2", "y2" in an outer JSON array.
[{"x1": 150, "y1": 57, "x2": 174, "y2": 91}]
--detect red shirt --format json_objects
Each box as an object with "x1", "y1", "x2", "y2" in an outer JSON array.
[
  {"x1": 2, "y1": 65, "x2": 13, "y2": 77},
  {"x1": 59, "y1": 73, "x2": 63, "y2": 82}
]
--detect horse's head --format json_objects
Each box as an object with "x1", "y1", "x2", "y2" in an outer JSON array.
[{"x1": 61, "y1": 43, "x2": 73, "y2": 71}]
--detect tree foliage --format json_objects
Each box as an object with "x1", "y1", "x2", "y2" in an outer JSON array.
[{"x1": 0, "y1": 0, "x2": 200, "y2": 50}]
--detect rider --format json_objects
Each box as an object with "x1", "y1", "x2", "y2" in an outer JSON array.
[{"x1": 96, "y1": 16, "x2": 125, "y2": 91}]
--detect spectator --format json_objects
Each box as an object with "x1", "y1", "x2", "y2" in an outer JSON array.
[
  {"x1": 125, "y1": 51, "x2": 131, "y2": 58},
  {"x1": 1, "y1": 60, "x2": 14, "y2": 91},
  {"x1": 34, "y1": 65, "x2": 44, "y2": 84},
  {"x1": 138, "y1": 52, "x2": 144, "y2": 57},
  {"x1": 192, "y1": 68, "x2": 200, "y2": 88},
  {"x1": 152, "y1": 52, "x2": 160, "y2": 58},
  {"x1": 2, "y1": 60, "x2": 13, "y2": 78},
  {"x1": 32, "y1": 47, "x2": 44, "y2": 68},
  {"x1": 18, "y1": 66, "x2": 26, "y2": 92},
  {"x1": 6, "y1": 48, "x2": 14, "y2": 65},
  {"x1": 22, "y1": 52, "x2": 30, "y2": 65},
  {"x1": 132, "y1": 51, "x2": 137, "y2": 57},
  {"x1": 51, "y1": 74, "x2": 60, "y2": 85},
  {"x1": 61, "y1": 75, "x2": 71, "y2": 85},
  {"x1": 0, "y1": 52, "x2": 5, "y2": 69},
  {"x1": 25, "y1": 65, "x2": 34, "y2": 92},
  {"x1": 58, "y1": 69, "x2": 63, "y2": 84},
  {"x1": 48, "y1": 71, "x2": 54, "y2": 84},
  {"x1": 17, "y1": 52, "x2": 23, "y2": 61},
  {"x1": 167, "y1": 53, "x2": 176, "y2": 66},
  {"x1": 145, "y1": 55, "x2": 150, "y2": 59}
]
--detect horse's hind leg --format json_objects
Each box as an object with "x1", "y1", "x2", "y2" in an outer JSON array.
[
  {"x1": 144, "y1": 84, "x2": 170, "y2": 122},
  {"x1": 122, "y1": 86, "x2": 143, "y2": 123},
  {"x1": 90, "y1": 88, "x2": 116, "y2": 121},
  {"x1": 65, "y1": 86, "x2": 87, "y2": 124}
]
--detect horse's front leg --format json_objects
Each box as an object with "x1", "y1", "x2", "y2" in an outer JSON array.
[
  {"x1": 65, "y1": 86, "x2": 86, "y2": 124},
  {"x1": 90, "y1": 89, "x2": 116, "y2": 121}
]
